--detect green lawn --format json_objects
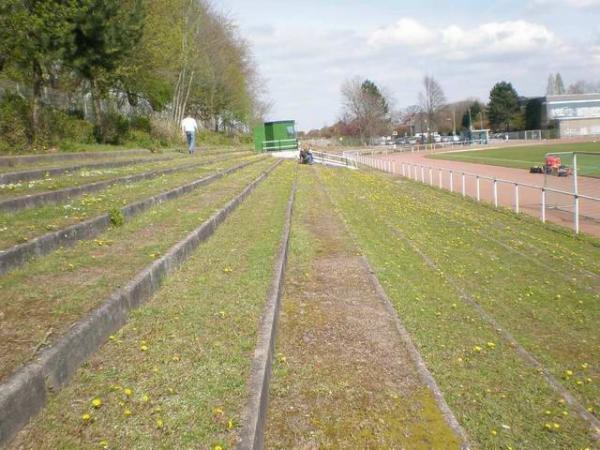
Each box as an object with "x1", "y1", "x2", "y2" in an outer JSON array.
[{"x1": 429, "y1": 142, "x2": 600, "y2": 176}]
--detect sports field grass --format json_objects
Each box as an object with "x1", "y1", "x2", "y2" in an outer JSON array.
[{"x1": 429, "y1": 142, "x2": 600, "y2": 176}]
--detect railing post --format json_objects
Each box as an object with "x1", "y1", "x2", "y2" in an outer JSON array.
[
  {"x1": 493, "y1": 180, "x2": 498, "y2": 207},
  {"x1": 514, "y1": 184, "x2": 519, "y2": 213},
  {"x1": 574, "y1": 195, "x2": 580, "y2": 234},
  {"x1": 476, "y1": 176, "x2": 480, "y2": 201},
  {"x1": 541, "y1": 188, "x2": 546, "y2": 222},
  {"x1": 402, "y1": 163, "x2": 406, "y2": 177},
  {"x1": 462, "y1": 173, "x2": 466, "y2": 197},
  {"x1": 438, "y1": 169, "x2": 442, "y2": 188},
  {"x1": 450, "y1": 171, "x2": 454, "y2": 193},
  {"x1": 421, "y1": 166, "x2": 425, "y2": 183},
  {"x1": 429, "y1": 167, "x2": 433, "y2": 186}
]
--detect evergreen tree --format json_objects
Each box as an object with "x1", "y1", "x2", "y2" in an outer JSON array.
[
  {"x1": 488, "y1": 82, "x2": 519, "y2": 131},
  {"x1": 0, "y1": 0, "x2": 76, "y2": 140},
  {"x1": 546, "y1": 73, "x2": 556, "y2": 95},
  {"x1": 461, "y1": 101, "x2": 482, "y2": 130},
  {"x1": 554, "y1": 72, "x2": 565, "y2": 95},
  {"x1": 66, "y1": 0, "x2": 145, "y2": 124},
  {"x1": 525, "y1": 98, "x2": 543, "y2": 130}
]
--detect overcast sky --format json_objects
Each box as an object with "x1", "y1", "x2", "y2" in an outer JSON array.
[{"x1": 217, "y1": 0, "x2": 600, "y2": 131}]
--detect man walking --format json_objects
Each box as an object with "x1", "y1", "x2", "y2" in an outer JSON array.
[{"x1": 181, "y1": 115, "x2": 199, "y2": 154}]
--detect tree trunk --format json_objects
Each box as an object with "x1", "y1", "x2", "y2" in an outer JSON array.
[{"x1": 31, "y1": 61, "x2": 43, "y2": 143}]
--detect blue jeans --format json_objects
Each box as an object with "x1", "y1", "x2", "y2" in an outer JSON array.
[{"x1": 185, "y1": 131, "x2": 196, "y2": 153}]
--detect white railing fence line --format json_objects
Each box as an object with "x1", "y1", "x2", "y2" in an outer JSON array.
[
  {"x1": 311, "y1": 151, "x2": 357, "y2": 169},
  {"x1": 348, "y1": 154, "x2": 600, "y2": 234}
]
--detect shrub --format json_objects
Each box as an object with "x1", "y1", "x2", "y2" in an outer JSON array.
[
  {"x1": 150, "y1": 117, "x2": 179, "y2": 146},
  {"x1": 130, "y1": 116, "x2": 152, "y2": 133},
  {"x1": 44, "y1": 108, "x2": 94, "y2": 144},
  {"x1": 94, "y1": 112, "x2": 130, "y2": 145},
  {"x1": 108, "y1": 207, "x2": 125, "y2": 227},
  {"x1": 127, "y1": 129, "x2": 158, "y2": 150},
  {"x1": 0, "y1": 94, "x2": 30, "y2": 154}
]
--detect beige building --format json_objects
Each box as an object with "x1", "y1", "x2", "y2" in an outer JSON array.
[{"x1": 544, "y1": 93, "x2": 600, "y2": 137}]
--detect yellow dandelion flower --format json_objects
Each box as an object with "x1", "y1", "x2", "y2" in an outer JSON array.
[
  {"x1": 124, "y1": 409, "x2": 132, "y2": 417},
  {"x1": 486, "y1": 342, "x2": 496, "y2": 349},
  {"x1": 123, "y1": 388, "x2": 133, "y2": 397},
  {"x1": 214, "y1": 446, "x2": 223, "y2": 450},
  {"x1": 82, "y1": 413, "x2": 92, "y2": 422},
  {"x1": 490, "y1": 430, "x2": 497, "y2": 436},
  {"x1": 140, "y1": 345, "x2": 148, "y2": 352},
  {"x1": 91, "y1": 398, "x2": 103, "y2": 409},
  {"x1": 155, "y1": 418, "x2": 164, "y2": 429},
  {"x1": 142, "y1": 394, "x2": 150, "y2": 403},
  {"x1": 98, "y1": 440, "x2": 109, "y2": 449},
  {"x1": 553, "y1": 423, "x2": 560, "y2": 430},
  {"x1": 473, "y1": 346, "x2": 482, "y2": 353},
  {"x1": 227, "y1": 419, "x2": 234, "y2": 430}
]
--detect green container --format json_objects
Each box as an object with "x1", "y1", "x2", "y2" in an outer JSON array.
[{"x1": 253, "y1": 120, "x2": 298, "y2": 152}]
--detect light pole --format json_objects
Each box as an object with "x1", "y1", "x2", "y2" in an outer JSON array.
[{"x1": 452, "y1": 109, "x2": 456, "y2": 135}]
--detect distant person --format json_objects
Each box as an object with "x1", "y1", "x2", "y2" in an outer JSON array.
[
  {"x1": 181, "y1": 115, "x2": 199, "y2": 154},
  {"x1": 299, "y1": 148, "x2": 314, "y2": 165}
]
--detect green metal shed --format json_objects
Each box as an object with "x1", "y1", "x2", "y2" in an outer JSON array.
[{"x1": 253, "y1": 120, "x2": 298, "y2": 152}]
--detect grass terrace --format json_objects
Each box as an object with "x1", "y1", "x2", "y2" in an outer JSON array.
[
  {"x1": 0, "y1": 155, "x2": 262, "y2": 248},
  {"x1": 0, "y1": 157, "x2": 275, "y2": 381},
  {"x1": 320, "y1": 166, "x2": 599, "y2": 448},
  {"x1": 8, "y1": 162, "x2": 296, "y2": 449}
]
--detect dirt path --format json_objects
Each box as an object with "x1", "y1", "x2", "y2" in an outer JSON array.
[
  {"x1": 264, "y1": 166, "x2": 463, "y2": 448},
  {"x1": 374, "y1": 151, "x2": 600, "y2": 236}
]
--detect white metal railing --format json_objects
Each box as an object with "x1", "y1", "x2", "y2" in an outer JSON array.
[
  {"x1": 312, "y1": 151, "x2": 357, "y2": 168},
  {"x1": 343, "y1": 139, "x2": 490, "y2": 156},
  {"x1": 348, "y1": 154, "x2": 600, "y2": 234}
]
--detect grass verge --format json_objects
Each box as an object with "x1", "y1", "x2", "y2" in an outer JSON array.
[
  {"x1": 320, "y1": 167, "x2": 598, "y2": 449},
  {"x1": 8, "y1": 162, "x2": 295, "y2": 450}
]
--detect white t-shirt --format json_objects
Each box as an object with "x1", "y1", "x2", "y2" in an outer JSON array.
[{"x1": 181, "y1": 117, "x2": 198, "y2": 133}]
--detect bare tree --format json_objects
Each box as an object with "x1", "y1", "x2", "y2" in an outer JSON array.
[
  {"x1": 567, "y1": 80, "x2": 600, "y2": 94},
  {"x1": 418, "y1": 76, "x2": 446, "y2": 137},
  {"x1": 341, "y1": 77, "x2": 391, "y2": 144}
]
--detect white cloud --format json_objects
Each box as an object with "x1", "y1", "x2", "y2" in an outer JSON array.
[
  {"x1": 530, "y1": 0, "x2": 600, "y2": 7},
  {"x1": 367, "y1": 18, "x2": 559, "y2": 60},
  {"x1": 368, "y1": 18, "x2": 435, "y2": 48}
]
